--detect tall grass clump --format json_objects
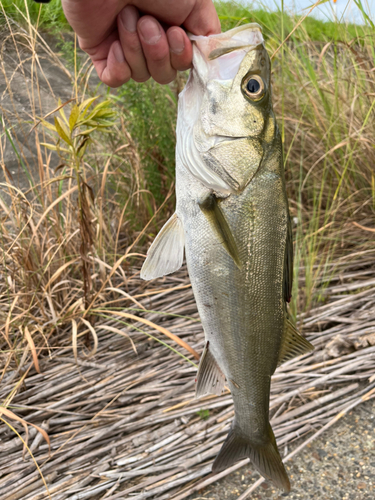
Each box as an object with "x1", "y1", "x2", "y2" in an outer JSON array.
[{"x1": 0, "y1": 6, "x2": 164, "y2": 384}]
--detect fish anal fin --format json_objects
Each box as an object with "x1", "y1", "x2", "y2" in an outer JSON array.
[
  {"x1": 198, "y1": 193, "x2": 242, "y2": 269},
  {"x1": 278, "y1": 318, "x2": 314, "y2": 366},
  {"x1": 212, "y1": 422, "x2": 291, "y2": 493},
  {"x1": 140, "y1": 213, "x2": 185, "y2": 281},
  {"x1": 196, "y1": 341, "x2": 225, "y2": 398}
]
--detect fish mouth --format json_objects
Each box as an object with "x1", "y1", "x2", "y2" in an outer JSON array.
[{"x1": 212, "y1": 135, "x2": 249, "y2": 146}]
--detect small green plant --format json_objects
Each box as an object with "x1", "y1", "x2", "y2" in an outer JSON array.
[
  {"x1": 40, "y1": 98, "x2": 116, "y2": 321},
  {"x1": 197, "y1": 409, "x2": 210, "y2": 420}
]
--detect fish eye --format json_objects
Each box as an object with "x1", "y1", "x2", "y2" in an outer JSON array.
[
  {"x1": 247, "y1": 79, "x2": 260, "y2": 93},
  {"x1": 242, "y1": 75, "x2": 265, "y2": 101}
]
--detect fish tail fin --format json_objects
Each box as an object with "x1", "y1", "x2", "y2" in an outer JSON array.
[{"x1": 212, "y1": 421, "x2": 290, "y2": 493}]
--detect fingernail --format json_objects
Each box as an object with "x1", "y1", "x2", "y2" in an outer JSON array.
[
  {"x1": 113, "y1": 42, "x2": 125, "y2": 63},
  {"x1": 138, "y1": 17, "x2": 161, "y2": 45},
  {"x1": 167, "y1": 29, "x2": 185, "y2": 55},
  {"x1": 120, "y1": 6, "x2": 138, "y2": 33}
]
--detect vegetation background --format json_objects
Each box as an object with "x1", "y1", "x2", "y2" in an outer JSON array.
[
  {"x1": 2, "y1": 0, "x2": 374, "y2": 314},
  {"x1": 0, "y1": 0, "x2": 374, "y2": 498}
]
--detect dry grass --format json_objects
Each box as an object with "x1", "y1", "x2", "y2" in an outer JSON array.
[
  {"x1": 270, "y1": 37, "x2": 375, "y2": 318},
  {"x1": 0, "y1": 2, "x2": 375, "y2": 499},
  {"x1": 0, "y1": 10, "x2": 156, "y2": 381}
]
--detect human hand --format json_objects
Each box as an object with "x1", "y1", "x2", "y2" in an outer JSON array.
[{"x1": 61, "y1": 0, "x2": 221, "y2": 87}]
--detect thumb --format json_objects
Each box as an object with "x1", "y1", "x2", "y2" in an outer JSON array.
[{"x1": 184, "y1": 0, "x2": 221, "y2": 36}]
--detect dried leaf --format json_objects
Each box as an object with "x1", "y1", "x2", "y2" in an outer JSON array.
[
  {"x1": 99, "y1": 325, "x2": 137, "y2": 353},
  {"x1": 353, "y1": 221, "x2": 375, "y2": 233},
  {"x1": 23, "y1": 327, "x2": 41, "y2": 374},
  {"x1": 0, "y1": 407, "x2": 50, "y2": 453},
  {"x1": 71, "y1": 319, "x2": 78, "y2": 365},
  {"x1": 44, "y1": 258, "x2": 80, "y2": 290},
  {"x1": 95, "y1": 309, "x2": 199, "y2": 360},
  {"x1": 81, "y1": 318, "x2": 98, "y2": 357}
]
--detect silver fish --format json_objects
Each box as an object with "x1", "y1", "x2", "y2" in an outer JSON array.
[{"x1": 141, "y1": 23, "x2": 313, "y2": 492}]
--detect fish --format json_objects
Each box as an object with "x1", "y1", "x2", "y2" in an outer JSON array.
[{"x1": 141, "y1": 23, "x2": 313, "y2": 492}]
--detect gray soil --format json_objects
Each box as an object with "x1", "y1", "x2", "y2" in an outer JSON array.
[
  {"x1": 0, "y1": 34, "x2": 70, "y2": 191},
  {"x1": 191, "y1": 397, "x2": 375, "y2": 500},
  {"x1": 0, "y1": 30, "x2": 100, "y2": 194}
]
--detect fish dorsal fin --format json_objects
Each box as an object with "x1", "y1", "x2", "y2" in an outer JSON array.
[
  {"x1": 283, "y1": 214, "x2": 293, "y2": 303},
  {"x1": 198, "y1": 193, "x2": 242, "y2": 269},
  {"x1": 278, "y1": 318, "x2": 314, "y2": 366},
  {"x1": 140, "y1": 213, "x2": 185, "y2": 281},
  {"x1": 196, "y1": 341, "x2": 225, "y2": 398}
]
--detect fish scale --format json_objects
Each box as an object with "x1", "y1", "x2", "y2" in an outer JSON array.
[{"x1": 141, "y1": 23, "x2": 313, "y2": 492}]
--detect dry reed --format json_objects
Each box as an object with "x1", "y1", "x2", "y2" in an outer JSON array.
[{"x1": 0, "y1": 257, "x2": 375, "y2": 499}]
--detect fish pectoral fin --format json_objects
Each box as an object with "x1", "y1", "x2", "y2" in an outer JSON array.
[
  {"x1": 196, "y1": 341, "x2": 225, "y2": 398},
  {"x1": 140, "y1": 213, "x2": 185, "y2": 281},
  {"x1": 277, "y1": 318, "x2": 314, "y2": 366},
  {"x1": 198, "y1": 193, "x2": 242, "y2": 269},
  {"x1": 212, "y1": 421, "x2": 290, "y2": 493}
]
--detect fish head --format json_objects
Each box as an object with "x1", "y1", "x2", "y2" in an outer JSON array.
[
  {"x1": 178, "y1": 24, "x2": 277, "y2": 194},
  {"x1": 191, "y1": 24, "x2": 272, "y2": 137}
]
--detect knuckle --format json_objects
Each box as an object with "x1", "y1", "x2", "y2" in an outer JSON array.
[
  {"x1": 154, "y1": 71, "x2": 176, "y2": 85},
  {"x1": 133, "y1": 75, "x2": 150, "y2": 83},
  {"x1": 148, "y1": 49, "x2": 169, "y2": 64},
  {"x1": 125, "y1": 36, "x2": 143, "y2": 53}
]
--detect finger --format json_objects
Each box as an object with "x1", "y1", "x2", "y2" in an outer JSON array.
[
  {"x1": 184, "y1": 0, "x2": 221, "y2": 36},
  {"x1": 137, "y1": 16, "x2": 176, "y2": 85},
  {"x1": 166, "y1": 27, "x2": 192, "y2": 72},
  {"x1": 96, "y1": 39, "x2": 132, "y2": 88},
  {"x1": 82, "y1": 30, "x2": 132, "y2": 88},
  {"x1": 118, "y1": 6, "x2": 150, "y2": 83}
]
